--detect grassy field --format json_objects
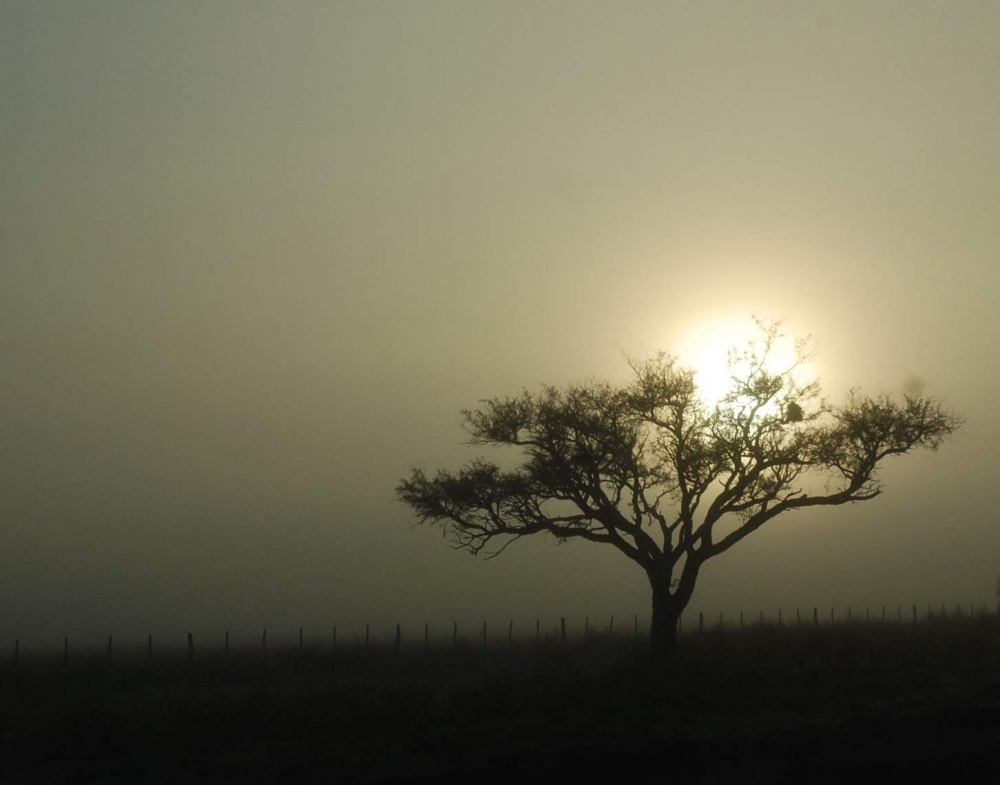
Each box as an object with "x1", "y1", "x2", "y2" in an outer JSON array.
[{"x1": 3, "y1": 613, "x2": 1000, "y2": 783}]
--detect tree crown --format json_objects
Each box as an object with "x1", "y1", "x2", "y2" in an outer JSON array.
[{"x1": 397, "y1": 323, "x2": 961, "y2": 576}]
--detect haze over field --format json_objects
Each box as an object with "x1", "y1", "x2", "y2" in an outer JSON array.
[{"x1": 2, "y1": 1, "x2": 997, "y2": 649}]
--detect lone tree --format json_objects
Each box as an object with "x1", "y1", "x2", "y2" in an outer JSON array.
[{"x1": 397, "y1": 322, "x2": 961, "y2": 660}]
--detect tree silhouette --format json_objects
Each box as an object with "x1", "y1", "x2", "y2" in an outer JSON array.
[{"x1": 397, "y1": 322, "x2": 961, "y2": 661}]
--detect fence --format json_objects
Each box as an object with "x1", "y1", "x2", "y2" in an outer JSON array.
[
  {"x1": 7, "y1": 601, "x2": 1000, "y2": 669},
  {"x1": 685, "y1": 601, "x2": 1000, "y2": 633}
]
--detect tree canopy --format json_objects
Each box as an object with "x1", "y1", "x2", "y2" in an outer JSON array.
[{"x1": 397, "y1": 322, "x2": 961, "y2": 659}]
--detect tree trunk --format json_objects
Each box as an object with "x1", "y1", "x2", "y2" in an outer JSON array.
[{"x1": 649, "y1": 582, "x2": 680, "y2": 662}]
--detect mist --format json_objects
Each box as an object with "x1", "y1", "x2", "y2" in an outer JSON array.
[{"x1": 2, "y1": 1, "x2": 997, "y2": 654}]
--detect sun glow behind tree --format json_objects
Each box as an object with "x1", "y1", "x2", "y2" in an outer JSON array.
[{"x1": 677, "y1": 316, "x2": 816, "y2": 416}]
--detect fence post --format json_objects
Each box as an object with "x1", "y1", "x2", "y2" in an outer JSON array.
[
  {"x1": 897, "y1": 605, "x2": 902, "y2": 623},
  {"x1": 759, "y1": 610, "x2": 764, "y2": 626},
  {"x1": 847, "y1": 606, "x2": 851, "y2": 623},
  {"x1": 740, "y1": 610, "x2": 744, "y2": 629},
  {"x1": 585, "y1": 617, "x2": 589, "y2": 639},
  {"x1": 830, "y1": 606, "x2": 834, "y2": 623},
  {"x1": 813, "y1": 607, "x2": 818, "y2": 626}
]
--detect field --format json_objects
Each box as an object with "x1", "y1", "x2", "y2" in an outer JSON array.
[{"x1": 4, "y1": 613, "x2": 1000, "y2": 783}]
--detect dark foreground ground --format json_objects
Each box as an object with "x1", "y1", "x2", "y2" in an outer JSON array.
[{"x1": 3, "y1": 616, "x2": 1000, "y2": 783}]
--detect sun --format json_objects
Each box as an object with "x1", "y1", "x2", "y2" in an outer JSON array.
[{"x1": 676, "y1": 315, "x2": 810, "y2": 410}]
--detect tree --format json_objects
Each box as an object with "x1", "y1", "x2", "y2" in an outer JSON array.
[{"x1": 396, "y1": 322, "x2": 961, "y2": 661}]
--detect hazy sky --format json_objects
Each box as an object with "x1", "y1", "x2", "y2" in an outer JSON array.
[{"x1": 2, "y1": 1, "x2": 998, "y2": 649}]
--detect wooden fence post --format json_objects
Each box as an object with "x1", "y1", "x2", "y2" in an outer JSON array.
[{"x1": 813, "y1": 607, "x2": 818, "y2": 625}]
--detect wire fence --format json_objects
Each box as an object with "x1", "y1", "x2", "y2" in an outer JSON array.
[{"x1": 5, "y1": 601, "x2": 999, "y2": 670}]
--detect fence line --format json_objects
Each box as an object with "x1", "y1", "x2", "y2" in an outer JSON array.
[{"x1": 6, "y1": 601, "x2": 999, "y2": 668}]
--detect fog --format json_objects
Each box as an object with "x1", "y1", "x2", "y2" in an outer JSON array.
[{"x1": 2, "y1": 1, "x2": 997, "y2": 651}]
